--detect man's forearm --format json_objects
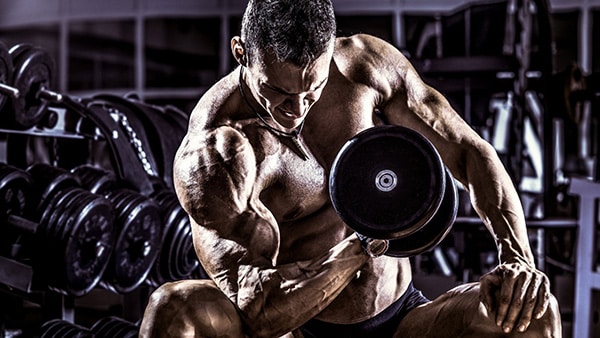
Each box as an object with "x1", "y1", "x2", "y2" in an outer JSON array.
[
  {"x1": 221, "y1": 235, "x2": 368, "y2": 337},
  {"x1": 466, "y1": 142, "x2": 535, "y2": 266}
]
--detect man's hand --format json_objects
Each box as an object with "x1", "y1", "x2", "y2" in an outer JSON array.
[{"x1": 479, "y1": 262, "x2": 551, "y2": 333}]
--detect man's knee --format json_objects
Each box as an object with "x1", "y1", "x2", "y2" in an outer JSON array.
[
  {"x1": 140, "y1": 279, "x2": 245, "y2": 338},
  {"x1": 526, "y1": 292, "x2": 561, "y2": 338}
]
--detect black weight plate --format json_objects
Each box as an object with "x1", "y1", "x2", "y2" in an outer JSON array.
[
  {"x1": 9, "y1": 46, "x2": 55, "y2": 129},
  {"x1": 36, "y1": 188, "x2": 81, "y2": 283},
  {"x1": 39, "y1": 187, "x2": 80, "y2": 251},
  {"x1": 62, "y1": 194, "x2": 114, "y2": 296},
  {"x1": 164, "y1": 207, "x2": 196, "y2": 280},
  {"x1": 106, "y1": 194, "x2": 162, "y2": 293},
  {"x1": 0, "y1": 40, "x2": 13, "y2": 112},
  {"x1": 147, "y1": 212, "x2": 185, "y2": 285},
  {"x1": 96, "y1": 318, "x2": 131, "y2": 338},
  {"x1": 91, "y1": 316, "x2": 126, "y2": 336},
  {"x1": 42, "y1": 189, "x2": 95, "y2": 294},
  {"x1": 90, "y1": 316, "x2": 114, "y2": 336},
  {"x1": 172, "y1": 213, "x2": 197, "y2": 278},
  {"x1": 107, "y1": 319, "x2": 136, "y2": 337},
  {"x1": 40, "y1": 319, "x2": 74, "y2": 338},
  {"x1": 329, "y1": 125, "x2": 445, "y2": 240},
  {"x1": 38, "y1": 318, "x2": 64, "y2": 336},
  {"x1": 71, "y1": 164, "x2": 117, "y2": 194},
  {"x1": 386, "y1": 168, "x2": 458, "y2": 257},
  {"x1": 27, "y1": 163, "x2": 80, "y2": 215},
  {"x1": 0, "y1": 162, "x2": 32, "y2": 217},
  {"x1": 8, "y1": 43, "x2": 33, "y2": 62}
]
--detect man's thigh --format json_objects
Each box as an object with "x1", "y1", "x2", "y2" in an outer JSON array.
[
  {"x1": 394, "y1": 282, "x2": 488, "y2": 337},
  {"x1": 394, "y1": 282, "x2": 560, "y2": 338}
]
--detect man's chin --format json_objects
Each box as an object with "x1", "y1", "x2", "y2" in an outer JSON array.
[{"x1": 274, "y1": 116, "x2": 304, "y2": 131}]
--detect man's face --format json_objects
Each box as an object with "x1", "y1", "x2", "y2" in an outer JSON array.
[{"x1": 245, "y1": 46, "x2": 333, "y2": 130}]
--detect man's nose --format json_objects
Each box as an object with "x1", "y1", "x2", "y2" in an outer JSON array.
[{"x1": 285, "y1": 94, "x2": 308, "y2": 115}]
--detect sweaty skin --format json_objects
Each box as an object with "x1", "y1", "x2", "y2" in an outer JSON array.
[{"x1": 161, "y1": 34, "x2": 560, "y2": 338}]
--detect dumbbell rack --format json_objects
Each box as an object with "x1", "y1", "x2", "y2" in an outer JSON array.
[
  {"x1": 0, "y1": 110, "x2": 146, "y2": 328},
  {"x1": 0, "y1": 41, "x2": 201, "y2": 337}
]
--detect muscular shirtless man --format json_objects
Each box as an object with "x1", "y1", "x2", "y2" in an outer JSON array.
[{"x1": 139, "y1": 0, "x2": 561, "y2": 337}]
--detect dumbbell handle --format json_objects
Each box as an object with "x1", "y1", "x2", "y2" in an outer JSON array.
[
  {"x1": 0, "y1": 82, "x2": 20, "y2": 98},
  {"x1": 37, "y1": 86, "x2": 63, "y2": 103},
  {"x1": 7, "y1": 213, "x2": 38, "y2": 234},
  {"x1": 0, "y1": 82, "x2": 62, "y2": 103}
]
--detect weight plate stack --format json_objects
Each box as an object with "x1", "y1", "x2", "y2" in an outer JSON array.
[
  {"x1": 0, "y1": 40, "x2": 13, "y2": 113},
  {"x1": 147, "y1": 189, "x2": 200, "y2": 286},
  {"x1": 101, "y1": 189, "x2": 162, "y2": 293},
  {"x1": 5, "y1": 44, "x2": 55, "y2": 129},
  {"x1": 90, "y1": 316, "x2": 139, "y2": 338},
  {"x1": 37, "y1": 186, "x2": 115, "y2": 296}
]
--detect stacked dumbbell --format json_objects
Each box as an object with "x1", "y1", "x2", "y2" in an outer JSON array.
[
  {"x1": 36, "y1": 316, "x2": 139, "y2": 338},
  {"x1": 1, "y1": 40, "x2": 203, "y2": 285},
  {"x1": 63, "y1": 163, "x2": 163, "y2": 294},
  {"x1": 0, "y1": 41, "x2": 60, "y2": 130},
  {"x1": 0, "y1": 162, "x2": 115, "y2": 296},
  {"x1": 71, "y1": 164, "x2": 203, "y2": 288}
]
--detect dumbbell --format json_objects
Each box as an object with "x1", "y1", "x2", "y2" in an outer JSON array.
[
  {"x1": 146, "y1": 188, "x2": 204, "y2": 286},
  {"x1": 329, "y1": 125, "x2": 458, "y2": 257},
  {"x1": 37, "y1": 318, "x2": 94, "y2": 338},
  {"x1": 71, "y1": 164, "x2": 163, "y2": 293},
  {"x1": 0, "y1": 162, "x2": 115, "y2": 296},
  {"x1": 90, "y1": 316, "x2": 139, "y2": 338},
  {"x1": 0, "y1": 41, "x2": 19, "y2": 113},
  {"x1": 0, "y1": 43, "x2": 60, "y2": 129}
]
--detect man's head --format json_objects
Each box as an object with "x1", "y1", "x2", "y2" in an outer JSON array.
[
  {"x1": 232, "y1": 0, "x2": 337, "y2": 130},
  {"x1": 234, "y1": 0, "x2": 336, "y2": 68}
]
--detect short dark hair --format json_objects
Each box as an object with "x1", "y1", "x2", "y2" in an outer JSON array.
[{"x1": 241, "y1": 0, "x2": 336, "y2": 67}]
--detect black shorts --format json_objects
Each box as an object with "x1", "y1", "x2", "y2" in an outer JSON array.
[{"x1": 299, "y1": 282, "x2": 429, "y2": 338}]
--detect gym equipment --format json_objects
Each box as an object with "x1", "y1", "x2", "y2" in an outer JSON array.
[
  {"x1": 329, "y1": 125, "x2": 457, "y2": 257},
  {"x1": 71, "y1": 164, "x2": 162, "y2": 294},
  {"x1": 70, "y1": 164, "x2": 201, "y2": 287},
  {"x1": 91, "y1": 94, "x2": 188, "y2": 189},
  {"x1": 0, "y1": 41, "x2": 18, "y2": 113},
  {"x1": 146, "y1": 188, "x2": 201, "y2": 286},
  {"x1": 0, "y1": 163, "x2": 115, "y2": 296},
  {"x1": 90, "y1": 316, "x2": 139, "y2": 338},
  {"x1": 38, "y1": 318, "x2": 94, "y2": 338},
  {"x1": 0, "y1": 44, "x2": 60, "y2": 129}
]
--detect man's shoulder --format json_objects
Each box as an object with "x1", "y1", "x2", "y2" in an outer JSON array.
[
  {"x1": 335, "y1": 33, "x2": 393, "y2": 54},
  {"x1": 333, "y1": 34, "x2": 410, "y2": 90}
]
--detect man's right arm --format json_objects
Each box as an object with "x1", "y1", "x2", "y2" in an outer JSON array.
[{"x1": 174, "y1": 125, "x2": 368, "y2": 338}]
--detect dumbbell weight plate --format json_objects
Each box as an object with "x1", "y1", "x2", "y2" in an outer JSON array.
[
  {"x1": 0, "y1": 163, "x2": 32, "y2": 256},
  {"x1": 172, "y1": 213, "x2": 198, "y2": 278},
  {"x1": 39, "y1": 189, "x2": 114, "y2": 296},
  {"x1": 386, "y1": 168, "x2": 458, "y2": 257},
  {"x1": 9, "y1": 45, "x2": 55, "y2": 129},
  {"x1": 163, "y1": 193, "x2": 197, "y2": 274},
  {"x1": 71, "y1": 164, "x2": 117, "y2": 195},
  {"x1": 38, "y1": 188, "x2": 83, "y2": 271},
  {"x1": 147, "y1": 191, "x2": 198, "y2": 285},
  {"x1": 103, "y1": 190, "x2": 162, "y2": 293},
  {"x1": 0, "y1": 41, "x2": 13, "y2": 112},
  {"x1": 90, "y1": 316, "x2": 118, "y2": 337},
  {"x1": 6, "y1": 44, "x2": 55, "y2": 129},
  {"x1": 27, "y1": 163, "x2": 80, "y2": 217},
  {"x1": 0, "y1": 162, "x2": 32, "y2": 217},
  {"x1": 329, "y1": 125, "x2": 446, "y2": 240},
  {"x1": 63, "y1": 193, "x2": 114, "y2": 296}
]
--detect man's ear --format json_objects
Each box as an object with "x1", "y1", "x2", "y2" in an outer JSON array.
[{"x1": 231, "y1": 37, "x2": 247, "y2": 67}]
